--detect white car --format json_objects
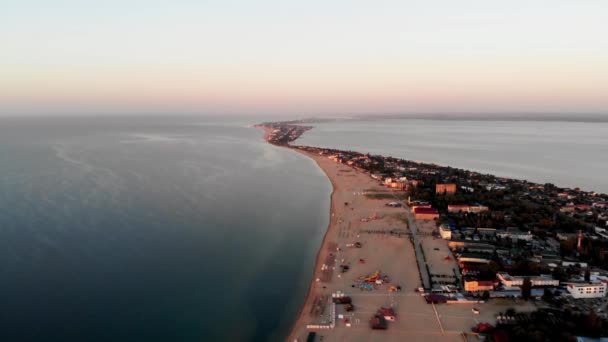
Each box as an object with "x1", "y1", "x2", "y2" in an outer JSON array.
[{"x1": 472, "y1": 308, "x2": 480, "y2": 314}]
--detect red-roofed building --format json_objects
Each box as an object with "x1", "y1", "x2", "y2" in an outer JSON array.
[
  {"x1": 414, "y1": 207, "x2": 439, "y2": 220},
  {"x1": 410, "y1": 204, "x2": 432, "y2": 213},
  {"x1": 464, "y1": 279, "x2": 495, "y2": 292}
]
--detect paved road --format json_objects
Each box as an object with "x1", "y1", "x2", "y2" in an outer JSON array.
[
  {"x1": 404, "y1": 209, "x2": 432, "y2": 289},
  {"x1": 387, "y1": 190, "x2": 432, "y2": 289}
]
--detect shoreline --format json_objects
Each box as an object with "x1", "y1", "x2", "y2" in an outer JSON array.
[
  {"x1": 260, "y1": 125, "x2": 333, "y2": 340},
  {"x1": 273, "y1": 138, "x2": 442, "y2": 341},
  {"x1": 285, "y1": 148, "x2": 339, "y2": 342},
  {"x1": 260, "y1": 129, "x2": 429, "y2": 340},
  {"x1": 257, "y1": 122, "x2": 608, "y2": 341}
]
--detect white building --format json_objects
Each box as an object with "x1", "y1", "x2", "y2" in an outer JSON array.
[
  {"x1": 439, "y1": 225, "x2": 452, "y2": 240},
  {"x1": 496, "y1": 230, "x2": 533, "y2": 241},
  {"x1": 562, "y1": 261, "x2": 589, "y2": 268},
  {"x1": 567, "y1": 282, "x2": 607, "y2": 299},
  {"x1": 497, "y1": 273, "x2": 560, "y2": 287}
]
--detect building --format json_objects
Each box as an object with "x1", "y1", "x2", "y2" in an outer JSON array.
[
  {"x1": 410, "y1": 204, "x2": 432, "y2": 213},
  {"x1": 414, "y1": 207, "x2": 439, "y2": 220},
  {"x1": 457, "y1": 253, "x2": 492, "y2": 265},
  {"x1": 567, "y1": 282, "x2": 607, "y2": 299},
  {"x1": 436, "y1": 183, "x2": 457, "y2": 194},
  {"x1": 464, "y1": 227, "x2": 497, "y2": 237},
  {"x1": 439, "y1": 224, "x2": 452, "y2": 240},
  {"x1": 448, "y1": 204, "x2": 489, "y2": 213},
  {"x1": 469, "y1": 204, "x2": 489, "y2": 213},
  {"x1": 496, "y1": 273, "x2": 560, "y2": 287},
  {"x1": 464, "y1": 279, "x2": 494, "y2": 292},
  {"x1": 562, "y1": 261, "x2": 589, "y2": 268},
  {"x1": 391, "y1": 182, "x2": 407, "y2": 190},
  {"x1": 496, "y1": 230, "x2": 533, "y2": 241},
  {"x1": 448, "y1": 205, "x2": 470, "y2": 213}
]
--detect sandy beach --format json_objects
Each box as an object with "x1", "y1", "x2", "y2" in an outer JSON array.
[
  {"x1": 284, "y1": 147, "x2": 536, "y2": 342},
  {"x1": 286, "y1": 149, "x2": 453, "y2": 341},
  {"x1": 258, "y1": 123, "x2": 538, "y2": 342}
]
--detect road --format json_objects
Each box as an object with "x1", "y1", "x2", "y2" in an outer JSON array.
[
  {"x1": 387, "y1": 190, "x2": 432, "y2": 289},
  {"x1": 405, "y1": 209, "x2": 432, "y2": 289}
]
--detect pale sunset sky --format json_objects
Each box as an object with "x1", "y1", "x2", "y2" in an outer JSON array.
[{"x1": 1, "y1": 0, "x2": 607, "y2": 116}]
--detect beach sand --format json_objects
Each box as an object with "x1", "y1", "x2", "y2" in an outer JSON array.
[
  {"x1": 286, "y1": 149, "x2": 462, "y2": 342},
  {"x1": 283, "y1": 147, "x2": 539, "y2": 342},
  {"x1": 244, "y1": 123, "x2": 543, "y2": 342}
]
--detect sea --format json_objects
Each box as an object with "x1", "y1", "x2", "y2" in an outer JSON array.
[
  {"x1": 297, "y1": 118, "x2": 608, "y2": 194},
  {"x1": 0, "y1": 116, "x2": 331, "y2": 342},
  {"x1": 1, "y1": 116, "x2": 606, "y2": 342}
]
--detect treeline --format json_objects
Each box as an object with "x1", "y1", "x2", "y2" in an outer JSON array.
[{"x1": 501, "y1": 309, "x2": 608, "y2": 341}]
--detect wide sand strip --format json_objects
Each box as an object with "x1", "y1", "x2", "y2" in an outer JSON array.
[{"x1": 285, "y1": 149, "x2": 472, "y2": 342}]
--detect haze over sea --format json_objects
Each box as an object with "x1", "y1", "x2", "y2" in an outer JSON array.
[
  {"x1": 298, "y1": 118, "x2": 608, "y2": 194},
  {"x1": 0, "y1": 116, "x2": 330, "y2": 342}
]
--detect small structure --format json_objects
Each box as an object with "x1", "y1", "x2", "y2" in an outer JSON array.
[
  {"x1": 448, "y1": 204, "x2": 489, "y2": 213},
  {"x1": 448, "y1": 204, "x2": 471, "y2": 213},
  {"x1": 457, "y1": 253, "x2": 492, "y2": 265},
  {"x1": 439, "y1": 224, "x2": 452, "y2": 240},
  {"x1": 567, "y1": 282, "x2": 607, "y2": 299},
  {"x1": 414, "y1": 207, "x2": 439, "y2": 220},
  {"x1": 464, "y1": 279, "x2": 494, "y2": 292},
  {"x1": 496, "y1": 272, "x2": 559, "y2": 287},
  {"x1": 436, "y1": 183, "x2": 457, "y2": 194}
]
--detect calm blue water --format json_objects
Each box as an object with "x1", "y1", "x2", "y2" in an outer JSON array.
[
  {"x1": 298, "y1": 119, "x2": 608, "y2": 194},
  {"x1": 0, "y1": 116, "x2": 330, "y2": 341}
]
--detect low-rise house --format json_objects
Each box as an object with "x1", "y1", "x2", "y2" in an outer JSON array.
[
  {"x1": 448, "y1": 204, "x2": 470, "y2": 213},
  {"x1": 436, "y1": 183, "x2": 457, "y2": 194},
  {"x1": 439, "y1": 224, "x2": 452, "y2": 240},
  {"x1": 562, "y1": 261, "x2": 588, "y2": 268},
  {"x1": 469, "y1": 204, "x2": 489, "y2": 213},
  {"x1": 464, "y1": 279, "x2": 495, "y2": 292},
  {"x1": 457, "y1": 253, "x2": 492, "y2": 265},
  {"x1": 464, "y1": 227, "x2": 496, "y2": 237},
  {"x1": 410, "y1": 204, "x2": 432, "y2": 213},
  {"x1": 496, "y1": 230, "x2": 533, "y2": 241},
  {"x1": 414, "y1": 207, "x2": 439, "y2": 220},
  {"x1": 567, "y1": 282, "x2": 607, "y2": 298},
  {"x1": 496, "y1": 272, "x2": 559, "y2": 287}
]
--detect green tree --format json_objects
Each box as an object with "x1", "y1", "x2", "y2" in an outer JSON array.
[
  {"x1": 521, "y1": 277, "x2": 532, "y2": 300},
  {"x1": 552, "y1": 267, "x2": 569, "y2": 282},
  {"x1": 542, "y1": 288, "x2": 553, "y2": 302}
]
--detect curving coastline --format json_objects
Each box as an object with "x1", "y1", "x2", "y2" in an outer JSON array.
[
  {"x1": 285, "y1": 149, "x2": 339, "y2": 341},
  {"x1": 259, "y1": 126, "x2": 339, "y2": 339},
  {"x1": 258, "y1": 121, "x2": 608, "y2": 342}
]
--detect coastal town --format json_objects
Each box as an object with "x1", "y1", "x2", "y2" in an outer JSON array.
[{"x1": 257, "y1": 121, "x2": 608, "y2": 342}]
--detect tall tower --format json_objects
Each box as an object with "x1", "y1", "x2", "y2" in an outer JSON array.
[{"x1": 577, "y1": 230, "x2": 583, "y2": 253}]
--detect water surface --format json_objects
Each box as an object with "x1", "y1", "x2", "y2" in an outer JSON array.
[
  {"x1": 298, "y1": 119, "x2": 608, "y2": 193},
  {"x1": 0, "y1": 116, "x2": 330, "y2": 341}
]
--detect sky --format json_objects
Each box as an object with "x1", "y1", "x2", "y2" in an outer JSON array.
[{"x1": 1, "y1": 0, "x2": 607, "y2": 116}]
